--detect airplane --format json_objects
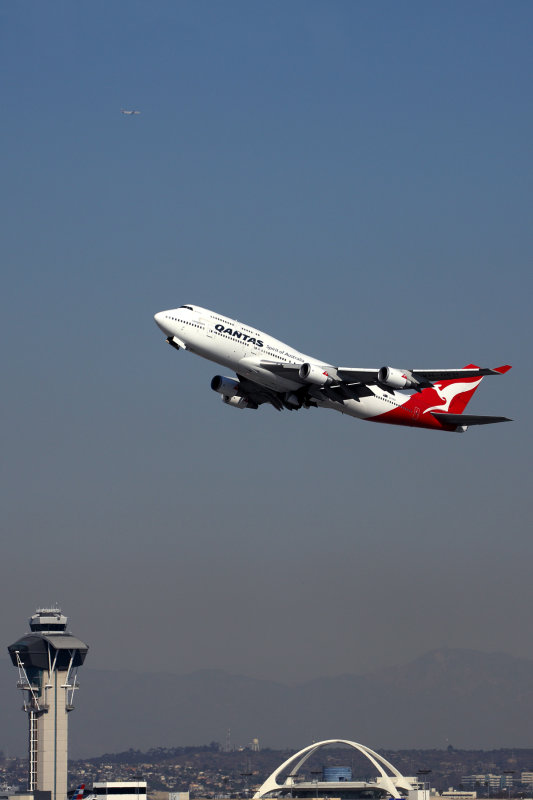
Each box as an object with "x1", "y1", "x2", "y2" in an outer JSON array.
[
  {"x1": 70, "y1": 785, "x2": 85, "y2": 800},
  {"x1": 121, "y1": 109, "x2": 140, "y2": 115},
  {"x1": 154, "y1": 305, "x2": 512, "y2": 433}
]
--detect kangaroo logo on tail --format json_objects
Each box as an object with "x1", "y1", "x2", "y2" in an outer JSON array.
[{"x1": 422, "y1": 378, "x2": 483, "y2": 416}]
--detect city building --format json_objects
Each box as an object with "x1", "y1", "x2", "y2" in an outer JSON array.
[
  {"x1": 92, "y1": 782, "x2": 147, "y2": 800},
  {"x1": 461, "y1": 777, "x2": 513, "y2": 793}
]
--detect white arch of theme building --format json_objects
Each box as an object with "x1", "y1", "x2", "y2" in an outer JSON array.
[{"x1": 254, "y1": 739, "x2": 415, "y2": 800}]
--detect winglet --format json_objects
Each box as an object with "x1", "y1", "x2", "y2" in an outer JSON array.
[
  {"x1": 463, "y1": 363, "x2": 512, "y2": 374},
  {"x1": 492, "y1": 364, "x2": 512, "y2": 374}
]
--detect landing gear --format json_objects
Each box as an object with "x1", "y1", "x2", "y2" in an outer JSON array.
[
  {"x1": 166, "y1": 337, "x2": 181, "y2": 352},
  {"x1": 284, "y1": 392, "x2": 302, "y2": 410},
  {"x1": 282, "y1": 390, "x2": 316, "y2": 410}
]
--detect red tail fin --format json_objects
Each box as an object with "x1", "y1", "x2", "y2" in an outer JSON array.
[{"x1": 417, "y1": 364, "x2": 485, "y2": 416}]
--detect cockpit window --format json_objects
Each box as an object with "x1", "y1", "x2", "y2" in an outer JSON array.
[{"x1": 179, "y1": 305, "x2": 194, "y2": 311}]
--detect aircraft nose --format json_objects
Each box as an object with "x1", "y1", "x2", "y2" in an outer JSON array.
[{"x1": 154, "y1": 311, "x2": 167, "y2": 331}]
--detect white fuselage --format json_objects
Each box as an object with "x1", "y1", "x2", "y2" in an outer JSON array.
[{"x1": 154, "y1": 304, "x2": 414, "y2": 422}]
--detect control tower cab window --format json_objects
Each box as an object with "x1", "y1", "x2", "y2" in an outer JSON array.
[{"x1": 30, "y1": 623, "x2": 66, "y2": 631}]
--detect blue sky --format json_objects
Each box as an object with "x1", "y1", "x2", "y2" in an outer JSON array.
[{"x1": 1, "y1": 0, "x2": 532, "y2": 703}]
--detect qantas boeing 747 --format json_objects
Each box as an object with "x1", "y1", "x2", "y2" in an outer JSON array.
[{"x1": 154, "y1": 305, "x2": 512, "y2": 433}]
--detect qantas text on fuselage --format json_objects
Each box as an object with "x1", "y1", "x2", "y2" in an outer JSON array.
[{"x1": 154, "y1": 304, "x2": 512, "y2": 433}]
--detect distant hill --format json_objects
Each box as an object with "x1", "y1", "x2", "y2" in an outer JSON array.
[{"x1": 1, "y1": 648, "x2": 532, "y2": 758}]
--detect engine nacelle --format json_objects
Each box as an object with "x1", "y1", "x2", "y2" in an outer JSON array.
[
  {"x1": 222, "y1": 394, "x2": 249, "y2": 409},
  {"x1": 378, "y1": 366, "x2": 417, "y2": 390},
  {"x1": 299, "y1": 362, "x2": 332, "y2": 386},
  {"x1": 211, "y1": 376, "x2": 254, "y2": 409},
  {"x1": 211, "y1": 375, "x2": 241, "y2": 398}
]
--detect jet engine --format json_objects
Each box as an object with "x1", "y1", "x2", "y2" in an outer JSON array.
[
  {"x1": 211, "y1": 375, "x2": 241, "y2": 397},
  {"x1": 299, "y1": 362, "x2": 332, "y2": 386},
  {"x1": 222, "y1": 394, "x2": 249, "y2": 409},
  {"x1": 378, "y1": 366, "x2": 417, "y2": 390},
  {"x1": 211, "y1": 376, "x2": 256, "y2": 409}
]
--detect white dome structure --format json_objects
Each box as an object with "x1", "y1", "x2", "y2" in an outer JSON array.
[{"x1": 254, "y1": 740, "x2": 420, "y2": 800}]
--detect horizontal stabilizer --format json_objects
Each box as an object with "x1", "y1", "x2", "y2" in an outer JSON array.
[{"x1": 431, "y1": 412, "x2": 512, "y2": 427}]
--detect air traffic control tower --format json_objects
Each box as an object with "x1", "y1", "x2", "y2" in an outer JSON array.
[{"x1": 8, "y1": 609, "x2": 88, "y2": 800}]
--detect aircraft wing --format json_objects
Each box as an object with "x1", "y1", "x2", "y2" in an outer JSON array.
[
  {"x1": 336, "y1": 365, "x2": 512, "y2": 383},
  {"x1": 334, "y1": 368, "x2": 381, "y2": 383},
  {"x1": 236, "y1": 375, "x2": 285, "y2": 410},
  {"x1": 258, "y1": 361, "x2": 307, "y2": 381},
  {"x1": 259, "y1": 361, "x2": 511, "y2": 387},
  {"x1": 259, "y1": 361, "x2": 384, "y2": 385}
]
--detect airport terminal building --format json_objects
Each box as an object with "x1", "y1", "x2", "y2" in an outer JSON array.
[{"x1": 253, "y1": 740, "x2": 428, "y2": 800}]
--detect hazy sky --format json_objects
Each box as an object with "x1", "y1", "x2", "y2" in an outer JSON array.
[{"x1": 1, "y1": 2, "x2": 532, "y2": 687}]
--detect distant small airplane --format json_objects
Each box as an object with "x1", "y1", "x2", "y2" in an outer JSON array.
[
  {"x1": 121, "y1": 109, "x2": 140, "y2": 115},
  {"x1": 154, "y1": 304, "x2": 512, "y2": 433}
]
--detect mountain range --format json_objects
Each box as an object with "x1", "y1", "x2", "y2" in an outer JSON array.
[{"x1": 1, "y1": 648, "x2": 532, "y2": 758}]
